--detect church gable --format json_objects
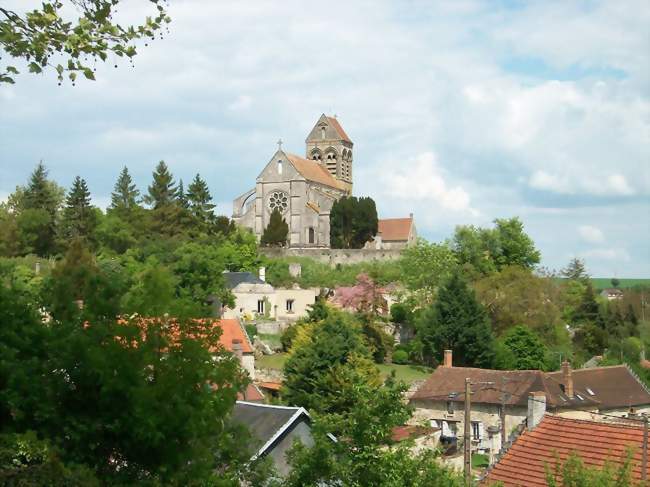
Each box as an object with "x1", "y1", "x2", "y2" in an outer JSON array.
[{"x1": 256, "y1": 150, "x2": 303, "y2": 184}]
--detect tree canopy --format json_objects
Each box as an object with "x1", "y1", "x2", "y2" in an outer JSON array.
[{"x1": 329, "y1": 195, "x2": 378, "y2": 249}]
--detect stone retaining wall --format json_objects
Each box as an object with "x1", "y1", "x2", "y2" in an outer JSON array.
[{"x1": 260, "y1": 247, "x2": 403, "y2": 266}]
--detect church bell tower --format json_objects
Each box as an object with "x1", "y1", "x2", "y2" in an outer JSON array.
[{"x1": 305, "y1": 114, "x2": 353, "y2": 193}]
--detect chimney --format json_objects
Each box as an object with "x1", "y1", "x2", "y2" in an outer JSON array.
[
  {"x1": 561, "y1": 360, "x2": 574, "y2": 398},
  {"x1": 232, "y1": 339, "x2": 243, "y2": 363},
  {"x1": 443, "y1": 349, "x2": 453, "y2": 368},
  {"x1": 527, "y1": 391, "x2": 546, "y2": 430},
  {"x1": 259, "y1": 267, "x2": 266, "y2": 282}
]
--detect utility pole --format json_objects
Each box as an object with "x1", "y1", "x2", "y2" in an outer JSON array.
[
  {"x1": 643, "y1": 415, "x2": 648, "y2": 481},
  {"x1": 464, "y1": 377, "x2": 472, "y2": 485}
]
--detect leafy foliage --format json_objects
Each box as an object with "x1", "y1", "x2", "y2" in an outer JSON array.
[
  {"x1": 494, "y1": 325, "x2": 549, "y2": 370},
  {"x1": 0, "y1": 1, "x2": 170, "y2": 84}
]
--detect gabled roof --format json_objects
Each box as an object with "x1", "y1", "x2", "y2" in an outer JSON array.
[
  {"x1": 483, "y1": 415, "x2": 650, "y2": 487},
  {"x1": 232, "y1": 401, "x2": 310, "y2": 459},
  {"x1": 223, "y1": 271, "x2": 264, "y2": 289},
  {"x1": 410, "y1": 364, "x2": 650, "y2": 410},
  {"x1": 377, "y1": 217, "x2": 413, "y2": 242},
  {"x1": 325, "y1": 116, "x2": 352, "y2": 143},
  {"x1": 238, "y1": 383, "x2": 265, "y2": 402},
  {"x1": 285, "y1": 153, "x2": 347, "y2": 191},
  {"x1": 545, "y1": 365, "x2": 650, "y2": 409}
]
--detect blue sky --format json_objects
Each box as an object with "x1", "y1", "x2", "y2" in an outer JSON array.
[{"x1": 1, "y1": 0, "x2": 648, "y2": 277}]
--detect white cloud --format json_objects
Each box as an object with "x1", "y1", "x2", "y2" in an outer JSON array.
[
  {"x1": 377, "y1": 152, "x2": 477, "y2": 215},
  {"x1": 581, "y1": 247, "x2": 631, "y2": 262},
  {"x1": 578, "y1": 225, "x2": 605, "y2": 244}
]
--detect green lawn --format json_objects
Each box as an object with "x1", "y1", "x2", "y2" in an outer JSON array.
[
  {"x1": 472, "y1": 453, "x2": 489, "y2": 469},
  {"x1": 257, "y1": 353, "x2": 288, "y2": 370},
  {"x1": 589, "y1": 278, "x2": 650, "y2": 291},
  {"x1": 257, "y1": 353, "x2": 433, "y2": 384},
  {"x1": 377, "y1": 363, "x2": 434, "y2": 383}
]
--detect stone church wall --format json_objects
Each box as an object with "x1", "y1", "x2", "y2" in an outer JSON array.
[{"x1": 259, "y1": 247, "x2": 403, "y2": 267}]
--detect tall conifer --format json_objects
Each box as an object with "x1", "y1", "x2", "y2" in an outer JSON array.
[
  {"x1": 61, "y1": 176, "x2": 96, "y2": 241},
  {"x1": 110, "y1": 166, "x2": 140, "y2": 212},
  {"x1": 145, "y1": 160, "x2": 176, "y2": 209},
  {"x1": 187, "y1": 174, "x2": 216, "y2": 224}
]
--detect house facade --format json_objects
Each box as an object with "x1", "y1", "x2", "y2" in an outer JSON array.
[
  {"x1": 409, "y1": 350, "x2": 650, "y2": 464},
  {"x1": 366, "y1": 215, "x2": 418, "y2": 250},
  {"x1": 221, "y1": 269, "x2": 318, "y2": 322}
]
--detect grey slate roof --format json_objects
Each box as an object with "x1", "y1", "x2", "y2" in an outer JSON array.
[
  {"x1": 223, "y1": 271, "x2": 264, "y2": 289},
  {"x1": 231, "y1": 401, "x2": 308, "y2": 457}
]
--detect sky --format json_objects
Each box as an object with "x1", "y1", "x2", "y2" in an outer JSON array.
[{"x1": 0, "y1": 0, "x2": 648, "y2": 277}]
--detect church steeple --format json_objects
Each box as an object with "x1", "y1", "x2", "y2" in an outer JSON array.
[{"x1": 305, "y1": 114, "x2": 353, "y2": 193}]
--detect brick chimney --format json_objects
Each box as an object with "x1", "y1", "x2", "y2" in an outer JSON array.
[
  {"x1": 443, "y1": 349, "x2": 453, "y2": 368},
  {"x1": 527, "y1": 391, "x2": 546, "y2": 430},
  {"x1": 232, "y1": 339, "x2": 243, "y2": 363},
  {"x1": 561, "y1": 360, "x2": 574, "y2": 398}
]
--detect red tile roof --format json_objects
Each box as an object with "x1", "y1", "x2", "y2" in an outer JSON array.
[
  {"x1": 483, "y1": 415, "x2": 650, "y2": 487},
  {"x1": 286, "y1": 153, "x2": 347, "y2": 191},
  {"x1": 217, "y1": 318, "x2": 253, "y2": 354},
  {"x1": 378, "y1": 217, "x2": 413, "y2": 242},
  {"x1": 326, "y1": 116, "x2": 352, "y2": 143},
  {"x1": 391, "y1": 425, "x2": 438, "y2": 442},
  {"x1": 257, "y1": 381, "x2": 282, "y2": 391},
  {"x1": 238, "y1": 383, "x2": 265, "y2": 402}
]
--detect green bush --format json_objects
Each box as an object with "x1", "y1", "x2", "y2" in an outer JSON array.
[
  {"x1": 392, "y1": 349, "x2": 409, "y2": 364},
  {"x1": 281, "y1": 323, "x2": 303, "y2": 352},
  {"x1": 245, "y1": 324, "x2": 257, "y2": 340}
]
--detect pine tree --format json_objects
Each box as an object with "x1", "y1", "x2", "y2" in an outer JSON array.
[
  {"x1": 110, "y1": 166, "x2": 140, "y2": 212},
  {"x1": 176, "y1": 179, "x2": 189, "y2": 209},
  {"x1": 145, "y1": 160, "x2": 176, "y2": 209},
  {"x1": 417, "y1": 271, "x2": 495, "y2": 367},
  {"x1": 562, "y1": 258, "x2": 590, "y2": 281},
  {"x1": 186, "y1": 174, "x2": 216, "y2": 224},
  {"x1": 260, "y1": 208, "x2": 288, "y2": 246},
  {"x1": 61, "y1": 176, "x2": 96, "y2": 241},
  {"x1": 20, "y1": 162, "x2": 62, "y2": 255},
  {"x1": 572, "y1": 282, "x2": 601, "y2": 326},
  {"x1": 330, "y1": 196, "x2": 378, "y2": 249}
]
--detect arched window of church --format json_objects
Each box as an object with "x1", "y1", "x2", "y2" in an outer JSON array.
[
  {"x1": 321, "y1": 126, "x2": 326, "y2": 140},
  {"x1": 308, "y1": 227, "x2": 315, "y2": 244},
  {"x1": 277, "y1": 159, "x2": 283, "y2": 175}
]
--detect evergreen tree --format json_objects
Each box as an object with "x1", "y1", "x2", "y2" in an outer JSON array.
[
  {"x1": 417, "y1": 271, "x2": 495, "y2": 367},
  {"x1": 145, "y1": 160, "x2": 177, "y2": 209},
  {"x1": 187, "y1": 174, "x2": 216, "y2": 224},
  {"x1": 176, "y1": 179, "x2": 189, "y2": 209},
  {"x1": 572, "y1": 282, "x2": 601, "y2": 326},
  {"x1": 260, "y1": 208, "x2": 288, "y2": 246},
  {"x1": 19, "y1": 162, "x2": 62, "y2": 255},
  {"x1": 109, "y1": 166, "x2": 140, "y2": 213},
  {"x1": 329, "y1": 195, "x2": 378, "y2": 249},
  {"x1": 562, "y1": 258, "x2": 590, "y2": 281},
  {"x1": 60, "y1": 176, "x2": 97, "y2": 242}
]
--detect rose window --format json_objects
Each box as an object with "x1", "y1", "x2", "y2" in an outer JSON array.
[{"x1": 268, "y1": 190, "x2": 289, "y2": 213}]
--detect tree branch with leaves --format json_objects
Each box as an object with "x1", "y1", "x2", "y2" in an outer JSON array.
[{"x1": 0, "y1": 0, "x2": 170, "y2": 84}]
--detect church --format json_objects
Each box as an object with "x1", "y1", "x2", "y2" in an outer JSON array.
[
  {"x1": 232, "y1": 114, "x2": 353, "y2": 247},
  {"x1": 232, "y1": 114, "x2": 416, "y2": 249}
]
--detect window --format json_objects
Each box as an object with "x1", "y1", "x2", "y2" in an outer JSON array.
[
  {"x1": 447, "y1": 401, "x2": 454, "y2": 414},
  {"x1": 277, "y1": 159, "x2": 283, "y2": 175},
  {"x1": 268, "y1": 190, "x2": 289, "y2": 214},
  {"x1": 586, "y1": 387, "x2": 595, "y2": 396},
  {"x1": 321, "y1": 126, "x2": 326, "y2": 139},
  {"x1": 286, "y1": 299, "x2": 294, "y2": 312},
  {"x1": 308, "y1": 227, "x2": 315, "y2": 244},
  {"x1": 471, "y1": 422, "x2": 482, "y2": 440},
  {"x1": 442, "y1": 421, "x2": 458, "y2": 438},
  {"x1": 257, "y1": 300, "x2": 264, "y2": 314}
]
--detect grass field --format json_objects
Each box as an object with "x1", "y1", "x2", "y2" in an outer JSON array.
[
  {"x1": 256, "y1": 353, "x2": 433, "y2": 384},
  {"x1": 589, "y1": 278, "x2": 650, "y2": 291}
]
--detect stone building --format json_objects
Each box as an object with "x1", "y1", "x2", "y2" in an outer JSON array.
[{"x1": 232, "y1": 114, "x2": 353, "y2": 248}]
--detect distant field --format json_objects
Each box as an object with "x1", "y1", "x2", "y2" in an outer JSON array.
[
  {"x1": 589, "y1": 278, "x2": 650, "y2": 290},
  {"x1": 256, "y1": 353, "x2": 432, "y2": 384},
  {"x1": 553, "y1": 278, "x2": 650, "y2": 290}
]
